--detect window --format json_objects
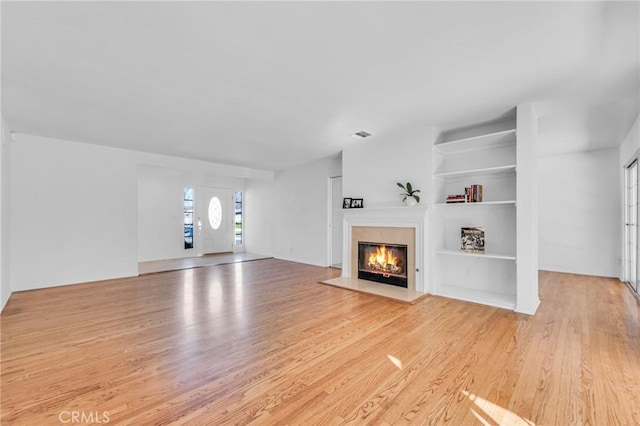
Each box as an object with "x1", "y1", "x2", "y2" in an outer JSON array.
[
  {"x1": 208, "y1": 196, "x2": 222, "y2": 230},
  {"x1": 234, "y1": 191, "x2": 243, "y2": 245},
  {"x1": 183, "y1": 188, "x2": 194, "y2": 249}
]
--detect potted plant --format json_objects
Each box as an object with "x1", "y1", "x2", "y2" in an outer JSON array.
[{"x1": 397, "y1": 182, "x2": 420, "y2": 206}]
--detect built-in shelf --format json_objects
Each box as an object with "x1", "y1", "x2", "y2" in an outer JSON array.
[
  {"x1": 435, "y1": 248, "x2": 516, "y2": 261},
  {"x1": 435, "y1": 200, "x2": 516, "y2": 207},
  {"x1": 434, "y1": 284, "x2": 516, "y2": 311},
  {"x1": 434, "y1": 129, "x2": 516, "y2": 154},
  {"x1": 430, "y1": 106, "x2": 538, "y2": 315},
  {"x1": 434, "y1": 164, "x2": 516, "y2": 179}
]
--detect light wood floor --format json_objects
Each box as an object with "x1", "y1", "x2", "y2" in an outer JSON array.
[
  {"x1": 138, "y1": 252, "x2": 272, "y2": 275},
  {"x1": 1, "y1": 259, "x2": 639, "y2": 425}
]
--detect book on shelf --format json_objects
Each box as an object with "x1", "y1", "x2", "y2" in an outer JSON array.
[
  {"x1": 446, "y1": 194, "x2": 466, "y2": 204},
  {"x1": 464, "y1": 184, "x2": 483, "y2": 203},
  {"x1": 461, "y1": 227, "x2": 485, "y2": 253},
  {"x1": 446, "y1": 184, "x2": 483, "y2": 203}
]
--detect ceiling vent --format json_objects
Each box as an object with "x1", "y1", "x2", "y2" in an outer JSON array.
[{"x1": 352, "y1": 130, "x2": 372, "y2": 139}]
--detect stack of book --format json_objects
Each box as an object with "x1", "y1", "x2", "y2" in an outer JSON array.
[
  {"x1": 446, "y1": 194, "x2": 466, "y2": 203},
  {"x1": 465, "y1": 184, "x2": 483, "y2": 203},
  {"x1": 445, "y1": 184, "x2": 483, "y2": 203}
]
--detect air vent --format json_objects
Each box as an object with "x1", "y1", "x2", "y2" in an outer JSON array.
[{"x1": 352, "y1": 130, "x2": 373, "y2": 139}]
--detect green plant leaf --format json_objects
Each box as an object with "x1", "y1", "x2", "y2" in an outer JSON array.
[
  {"x1": 413, "y1": 189, "x2": 421, "y2": 193},
  {"x1": 396, "y1": 182, "x2": 406, "y2": 191},
  {"x1": 406, "y1": 182, "x2": 413, "y2": 193},
  {"x1": 414, "y1": 195, "x2": 420, "y2": 203}
]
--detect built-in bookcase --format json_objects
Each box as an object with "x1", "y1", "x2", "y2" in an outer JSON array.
[{"x1": 430, "y1": 106, "x2": 539, "y2": 314}]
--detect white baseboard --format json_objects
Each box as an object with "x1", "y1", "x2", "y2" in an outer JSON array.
[{"x1": 1, "y1": 290, "x2": 12, "y2": 313}]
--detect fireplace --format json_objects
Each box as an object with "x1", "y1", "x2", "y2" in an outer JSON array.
[
  {"x1": 358, "y1": 242, "x2": 408, "y2": 288},
  {"x1": 342, "y1": 207, "x2": 427, "y2": 293}
]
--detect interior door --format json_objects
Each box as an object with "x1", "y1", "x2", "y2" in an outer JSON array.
[
  {"x1": 198, "y1": 187, "x2": 233, "y2": 255},
  {"x1": 330, "y1": 176, "x2": 343, "y2": 268}
]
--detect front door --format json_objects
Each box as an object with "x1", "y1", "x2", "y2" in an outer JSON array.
[{"x1": 198, "y1": 187, "x2": 232, "y2": 255}]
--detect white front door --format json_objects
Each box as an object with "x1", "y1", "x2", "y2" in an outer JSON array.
[{"x1": 198, "y1": 187, "x2": 233, "y2": 255}]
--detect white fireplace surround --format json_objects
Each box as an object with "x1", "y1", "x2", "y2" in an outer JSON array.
[{"x1": 342, "y1": 206, "x2": 428, "y2": 293}]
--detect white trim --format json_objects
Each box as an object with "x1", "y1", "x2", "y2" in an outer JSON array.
[
  {"x1": 1, "y1": 291, "x2": 11, "y2": 313},
  {"x1": 624, "y1": 148, "x2": 640, "y2": 168},
  {"x1": 326, "y1": 177, "x2": 332, "y2": 267}
]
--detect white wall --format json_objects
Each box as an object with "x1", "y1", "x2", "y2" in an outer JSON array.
[
  {"x1": 342, "y1": 125, "x2": 436, "y2": 208},
  {"x1": 619, "y1": 114, "x2": 640, "y2": 166},
  {"x1": 11, "y1": 134, "x2": 139, "y2": 291},
  {"x1": 245, "y1": 154, "x2": 341, "y2": 266},
  {"x1": 137, "y1": 165, "x2": 245, "y2": 262},
  {"x1": 538, "y1": 148, "x2": 621, "y2": 277},
  {"x1": 516, "y1": 103, "x2": 540, "y2": 314},
  {"x1": 10, "y1": 133, "x2": 272, "y2": 291},
  {"x1": 137, "y1": 166, "x2": 186, "y2": 262},
  {"x1": 1, "y1": 115, "x2": 12, "y2": 311}
]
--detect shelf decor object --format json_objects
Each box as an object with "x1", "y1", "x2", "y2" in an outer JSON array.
[
  {"x1": 350, "y1": 198, "x2": 364, "y2": 209},
  {"x1": 397, "y1": 182, "x2": 421, "y2": 206},
  {"x1": 461, "y1": 227, "x2": 485, "y2": 253}
]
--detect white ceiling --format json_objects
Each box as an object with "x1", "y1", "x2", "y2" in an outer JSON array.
[{"x1": 2, "y1": 1, "x2": 638, "y2": 171}]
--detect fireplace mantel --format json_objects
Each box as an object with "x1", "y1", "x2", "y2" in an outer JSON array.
[
  {"x1": 342, "y1": 205, "x2": 428, "y2": 222},
  {"x1": 342, "y1": 206, "x2": 428, "y2": 293}
]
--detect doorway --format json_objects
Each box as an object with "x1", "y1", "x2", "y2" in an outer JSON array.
[
  {"x1": 197, "y1": 187, "x2": 233, "y2": 255},
  {"x1": 329, "y1": 176, "x2": 343, "y2": 268},
  {"x1": 625, "y1": 160, "x2": 639, "y2": 293}
]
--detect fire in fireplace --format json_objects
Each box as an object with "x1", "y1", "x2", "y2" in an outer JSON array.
[{"x1": 357, "y1": 242, "x2": 408, "y2": 288}]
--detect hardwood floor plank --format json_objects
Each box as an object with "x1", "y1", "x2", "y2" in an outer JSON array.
[{"x1": 2, "y1": 261, "x2": 639, "y2": 425}]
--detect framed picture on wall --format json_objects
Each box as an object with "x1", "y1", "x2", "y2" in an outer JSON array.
[
  {"x1": 350, "y1": 198, "x2": 364, "y2": 208},
  {"x1": 343, "y1": 198, "x2": 352, "y2": 209}
]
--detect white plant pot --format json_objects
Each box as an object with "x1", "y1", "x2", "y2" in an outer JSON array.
[{"x1": 404, "y1": 197, "x2": 418, "y2": 207}]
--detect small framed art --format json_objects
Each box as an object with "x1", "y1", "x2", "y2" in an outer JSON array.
[{"x1": 350, "y1": 198, "x2": 364, "y2": 208}]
